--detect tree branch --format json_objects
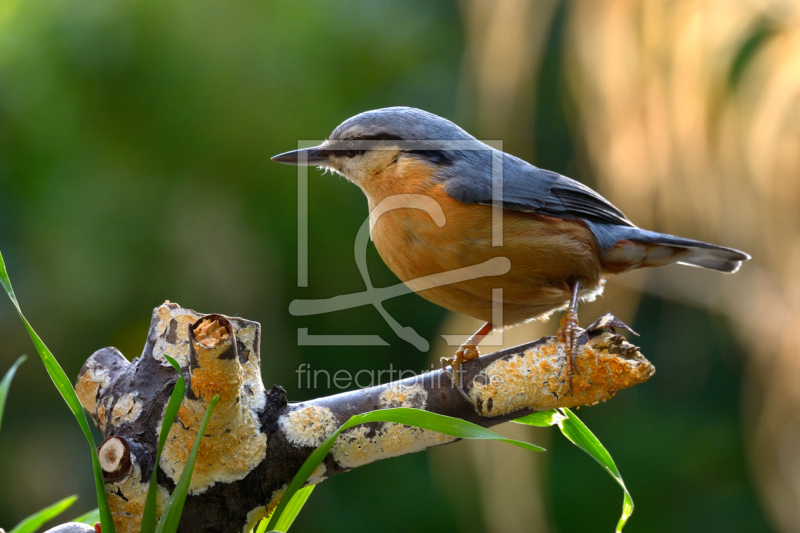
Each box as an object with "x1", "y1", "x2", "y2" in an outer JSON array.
[{"x1": 75, "y1": 302, "x2": 653, "y2": 533}]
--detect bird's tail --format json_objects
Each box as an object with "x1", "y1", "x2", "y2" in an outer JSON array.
[
  {"x1": 647, "y1": 233, "x2": 749, "y2": 272},
  {"x1": 587, "y1": 223, "x2": 751, "y2": 274}
]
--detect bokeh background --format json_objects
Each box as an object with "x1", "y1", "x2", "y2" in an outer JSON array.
[{"x1": 0, "y1": 0, "x2": 797, "y2": 531}]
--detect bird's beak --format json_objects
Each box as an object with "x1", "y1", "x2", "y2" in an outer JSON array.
[{"x1": 271, "y1": 146, "x2": 329, "y2": 166}]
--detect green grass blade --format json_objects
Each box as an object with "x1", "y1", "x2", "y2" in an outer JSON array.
[
  {"x1": 9, "y1": 495, "x2": 77, "y2": 533},
  {"x1": 72, "y1": 508, "x2": 101, "y2": 525},
  {"x1": 515, "y1": 408, "x2": 634, "y2": 530},
  {"x1": 267, "y1": 407, "x2": 544, "y2": 531},
  {"x1": 272, "y1": 486, "x2": 314, "y2": 532},
  {"x1": 0, "y1": 355, "x2": 26, "y2": 433},
  {"x1": 557, "y1": 408, "x2": 634, "y2": 532},
  {"x1": 512, "y1": 409, "x2": 565, "y2": 427},
  {"x1": 155, "y1": 394, "x2": 220, "y2": 533},
  {"x1": 141, "y1": 354, "x2": 186, "y2": 533},
  {"x1": 0, "y1": 251, "x2": 116, "y2": 533}
]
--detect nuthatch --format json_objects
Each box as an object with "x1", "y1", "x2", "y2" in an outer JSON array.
[{"x1": 272, "y1": 107, "x2": 750, "y2": 396}]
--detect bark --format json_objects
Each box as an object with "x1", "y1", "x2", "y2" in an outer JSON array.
[{"x1": 76, "y1": 302, "x2": 654, "y2": 533}]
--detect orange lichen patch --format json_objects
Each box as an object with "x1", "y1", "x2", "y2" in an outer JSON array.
[
  {"x1": 266, "y1": 486, "x2": 287, "y2": 514},
  {"x1": 235, "y1": 323, "x2": 267, "y2": 413},
  {"x1": 252, "y1": 485, "x2": 301, "y2": 532},
  {"x1": 75, "y1": 359, "x2": 116, "y2": 415},
  {"x1": 188, "y1": 319, "x2": 240, "y2": 403},
  {"x1": 570, "y1": 333, "x2": 654, "y2": 401},
  {"x1": 244, "y1": 506, "x2": 269, "y2": 533},
  {"x1": 379, "y1": 383, "x2": 428, "y2": 409},
  {"x1": 189, "y1": 354, "x2": 241, "y2": 403},
  {"x1": 160, "y1": 396, "x2": 267, "y2": 494},
  {"x1": 278, "y1": 405, "x2": 339, "y2": 448},
  {"x1": 176, "y1": 401, "x2": 200, "y2": 429},
  {"x1": 76, "y1": 372, "x2": 102, "y2": 415},
  {"x1": 157, "y1": 304, "x2": 174, "y2": 326},
  {"x1": 248, "y1": 486, "x2": 293, "y2": 532},
  {"x1": 305, "y1": 463, "x2": 327, "y2": 486},
  {"x1": 97, "y1": 404, "x2": 108, "y2": 432},
  {"x1": 154, "y1": 311, "x2": 267, "y2": 495},
  {"x1": 111, "y1": 393, "x2": 142, "y2": 425},
  {"x1": 193, "y1": 319, "x2": 230, "y2": 347},
  {"x1": 106, "y1": 458, "x2": 169, "y2": 533},
  {"x1": 469, "y1": 333, "x2": 654, "y2": 416},
  {"x1": 152, "y1": 303, "x2": 198, "y2": 368},
  {"x1": 331, "y1": 422, "x2": 456, "y2": 469}
]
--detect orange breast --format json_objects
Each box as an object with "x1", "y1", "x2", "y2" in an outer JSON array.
[{"x1": 363, "y1": 158, "x2": 605, "y2": 325}]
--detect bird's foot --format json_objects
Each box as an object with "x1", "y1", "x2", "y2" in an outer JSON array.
[
  {"x1": 441, "y1": 344, "x2": 481, "y2": 403},
  {"x1": 556, "y1": 309, "x2": 582, "y2": 394}
]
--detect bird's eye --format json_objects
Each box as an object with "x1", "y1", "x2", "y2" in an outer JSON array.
[{"x1": 346, "y1": 142, "x2": 356, "y2": 158}]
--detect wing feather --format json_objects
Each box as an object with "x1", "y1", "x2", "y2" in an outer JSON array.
[{"x1": 439, "y1": 150, "x2": 632, "y2": 227}]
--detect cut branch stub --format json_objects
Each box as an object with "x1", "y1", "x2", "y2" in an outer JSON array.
[
  {"x1": 160, "y1": 313, "x2": 267, "y2": 495},
  {"x1": 75, "y1": 301, "x2": 654, "y2": 533},
  {"x1": 187, "y1": 314, "x2": 240, "y2": 400},
  {"x1": 98, "y1": 436, "x2": 132, "y2": 483},
  {"x1": 75, "y1": 302, "x2": 267, "y2": 533}
]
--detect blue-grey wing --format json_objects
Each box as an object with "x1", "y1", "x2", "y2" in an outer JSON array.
[
  {"x1": 434, "y1": 148, "x2": 749, "y2": 273},
  {"x1": 440, "y1": 150, "x2": 633, "y2": 227}
]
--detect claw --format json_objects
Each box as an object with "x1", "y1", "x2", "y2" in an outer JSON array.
[
  {"x1": 440, "y1": 322, "x2": 493, "y2": 404},
  {"x1": 440, "y1": 356, "x2": 455, "y2": 379},
  {"x1": 441, "y1": 345, "x2": 480, "y2": 403}
]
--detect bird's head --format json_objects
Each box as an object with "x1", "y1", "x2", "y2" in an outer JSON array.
[{"x1": 271, "y1": 107, "x2": 475, "y2": 188}]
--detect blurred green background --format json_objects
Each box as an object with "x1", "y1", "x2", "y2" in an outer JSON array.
[{"x1": 2, "y1": 0, "x2": 797, "y2": 531}]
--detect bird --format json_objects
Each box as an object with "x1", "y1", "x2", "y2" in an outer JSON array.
[{"x1": 272, "y1": 106, "x2": 750, "y2": 398}]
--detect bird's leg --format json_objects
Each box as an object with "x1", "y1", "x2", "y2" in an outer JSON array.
[
  {"x1": 556, "y1": 281, "x2": 582, "y2": 392},
  {"x1": 441, "y1": 322, "x2": 494, "y2": 402}
]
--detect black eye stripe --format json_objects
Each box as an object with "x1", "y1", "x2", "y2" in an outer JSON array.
[
  {"x1": 407, "y1": 150, "x2": 454, "y2": 166},
  {"x1": 330, "y1": 133, "x2": 403, "y2": 144},
  {"x1": 325, "y1": 133, "x2": 454, "y2": 165},
  {"x1": 357, "y1": 133, "x2": 403, "y2": 141}
]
